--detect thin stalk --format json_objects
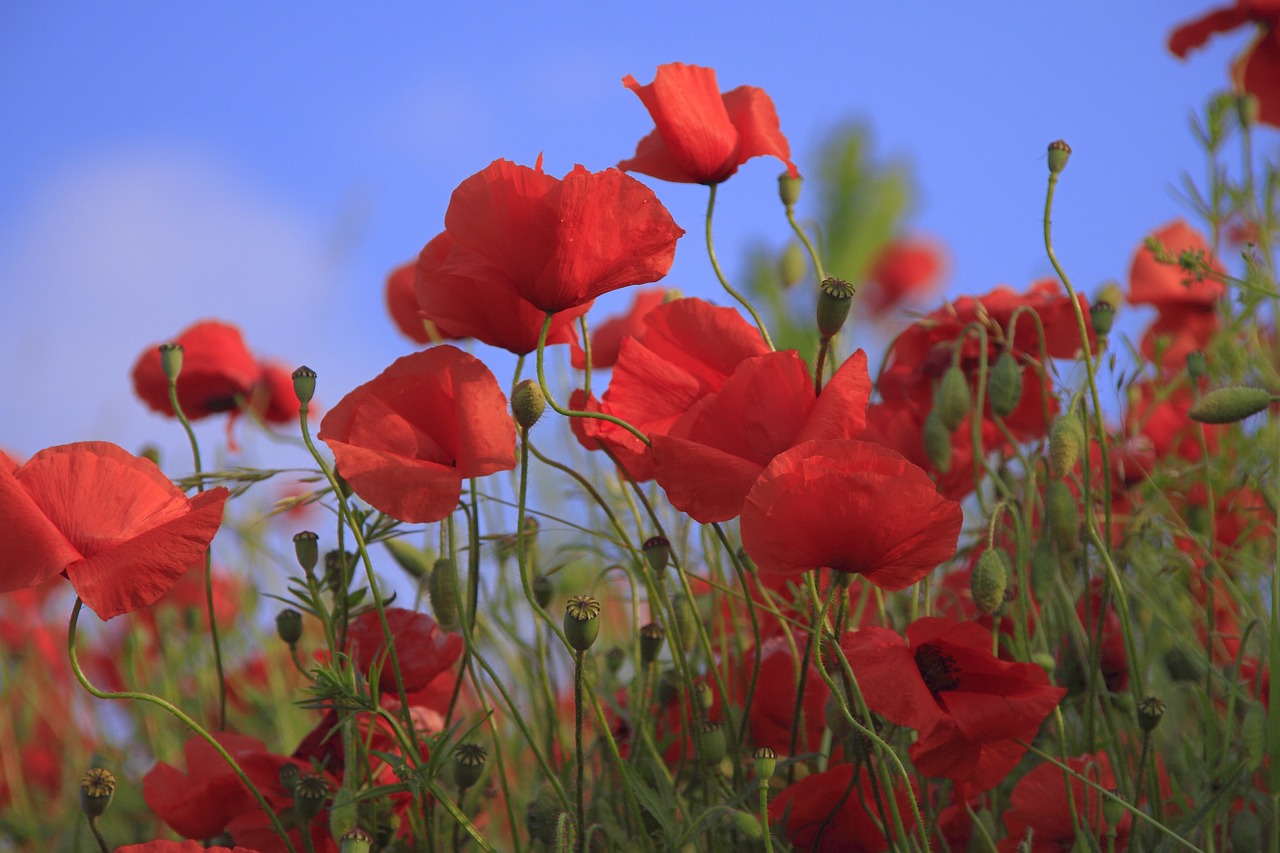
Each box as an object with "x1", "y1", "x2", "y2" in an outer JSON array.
[
  {"x1": 535, "y1": 313, "x2": 650, "y2": 444},
  {"x1": 706, "y1": 183, "x2": 775, "y2": 350}
]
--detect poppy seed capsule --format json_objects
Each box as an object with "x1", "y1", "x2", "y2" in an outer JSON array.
[
  {"x1": 970, "y1": 548, "x2": 1009, "y2": 616},
  {"x1": 563, "y1": 595, "x2": 601, "y2": 651},
  {"x1": 1090, "y1": 301, "x2": 1116, "y2": 337},
  {"x1": 452, "y1": 743, "x2": 488, "y2": 790},
  {"x1": 525, "y1": 785, "x2": 562, "y2": 845},
  {"x1": 293, "y1": 772, "x2": 329, "y2": 823},
  {"x1": 292, "y1": 365, "x2": 317, "y2": 407},
  {"x1": 510, "y1": 379, "x2": 545, "y2": 430},
  {"x1": 643, "y1": 536, "x2": 670, "y2": 574},
  {"x1": 1045, "y1": 480, "x2": 1080, "y2": 553},
  {"x1": 159, "y1": 343, "x2": 184, "y2": 383},
  {"x1": 79, "y1": 768, "x2": 116, "y2": 818},
  {"x1": 778, "y1": 172, "x2": 802, "y2": 208},
  {"x1": 752, "y1": 747, "x2": 777, "y2": 781},
  {"x1": 1101, "y1": 792, "x2": 1125, "y2": 833},
  {"x1": 428, "y1": 558, "x2": 460, "y2": 632},
  {"x1": 1047, "y1": 139, "x2": 1071, "y2": 174},
  {"x1": 340, "y1": 828, "x2": 373, "y2": 853},
  {"x1": 1137, "y1": 696, "x2": 1166, "y2": 733},
  {"x1": 935, "y1": 365, "x2": 971, "y2": 432},
  {"x1": 532, "y1": 574, "x2": 553, "y2": 609},
  {"x1": 1188, "y1": 386, "x2": 1273, "y2": 424},
  {"x1": 922, "y1": 408, "x2": 953, "y2": 473},
  {"x1": 697, "y1": 721, "x2": 727, "y2": 764},
  {"x1": 1049, "y1": 414, "x2": 1084, "y2": 476},
  {"x1": 276, "y1": 608, "x2": 303, "y2": 647},
  {"x1": 639, "y1": 622, "x2": 665, "y2": 664},
  {"x1": 293, "y1": 531, "x2": 320, "y2": 573},
  {"x1": 816, "y1": 277, "x2": 856, "y2": 340},
  {"x1": 987, "y1": 351, "x2": 1023, "y2": 418}
]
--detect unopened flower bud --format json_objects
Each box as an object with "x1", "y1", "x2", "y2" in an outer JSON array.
[
  {"x1": 139, "y1": 444, "x2": 161, "y2": 466},
  {"x1": 383, "y1": 538, "x2": 430, "y2": 579},
  {"x1": 639, "y1": 622, "x2": 665, "y2": 664},
  {"x1": 429, "y1": 558, "x2": 460, "y2": 631},
  {"x1": 987, "y1": 351, "x2": 1023, "y2": 418},
  {"x1": 79, "y1": 768, "x2": 116, "y2": 818},
  {"x1": 970, "y1": 548, "x2": 1009, "y2": 616},
  {"x1": 276, "y1": 608, "x2": 303, "y2": 647},
  {"x1": 1047, "y1": 140, "x2": 1071, "y2": 174},
  {"x1": 1090, "y1": 301, "x2": 1116, "y2": 337},
  {"x1": 1188, "y1": 386, "x2": 1273, "y2": 424},
  {"x1": 1030, "y1": 536, "x2": 1058, "y2": 589},
  {"x1": 1049, "y1": 414, "x2": 1084, "y2": 476},
  {"x1": 293, "y1": 531, "x2": 320, "y2": 573},
  {"x1": 1137, "y1": 696, "x2": 1166, "y2": 733},
  {"x1": 779, "y1": 241, "x2": 807, "y2": 288},
  {"x1": 922, "y1": 408, "x2": 953, "y2": 473},
  {"x1": 727, "y1": 810, "x2": 764, "y2": 840},
  {"x1": 657, "y1": 668, "x2": 680, "y2": 705},
  {"x1": 753, "y1": 747, "x2": 777, "y2": 782},
  {"x1": 452, "y1": 743, "x2": 487, "y2": 790},
  {"x1": 672, "y1": 592, "x2": 698, "y2": 651},
  {"x1": 564, "y1": 595, "x2": 601, "y2": 651},
  {"x1": 293, "y1": 772, "x2": 329, "y2": 824},
  {"x1": 159, "y1": 343, "x2": 184, "y2": 383},
  {"x1": 1044, "y1": 480, "x2": 1080, "y2": 553},
  {"x1": 532, "y1": 574, "x2": 553, "y2": 609},
  {"x1": 1186, "y1": 350, "x2": 1208, "y2": 380},
  {"x1": 511, "y1": 379, "x2": 546, "y2": 430},
  {"x1": 778, "y1": 172, "x2": 802, "y2": 208},
  {"x1": 694, "y1": 680, "x2": 714, "y2": 714},
  {"x1": 643, "y1": 536, "x2": 670, "y2": 575},
  {"x1": 816, "y1": 277, "x2": 856, "y2": 340},
  {"x1": 935, "y1": 365, "x2": 971, "y2": 432},
  {"x1": 825, "y1": 692, "x2": 853, "y2": 740},
  {"x1": 340, "y1": 827, "x2": 373, "y2": 853},
  {"x1": 292, "y1": 365, "x2": 317, "y2": 407}
]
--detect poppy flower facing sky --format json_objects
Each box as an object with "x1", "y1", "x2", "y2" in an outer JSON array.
[
  {"x1": 0, "y1": 441, "x2": 229, "y2": 620},
  {"x1": 619, "y1": 62, "x2": 798, "y2": 184}
]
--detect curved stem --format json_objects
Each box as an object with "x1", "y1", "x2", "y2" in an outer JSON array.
[
  {"x1": 706, "y1": 183, "x2": 774, "y2": 351},
  {"x1": 785, "y1": 204, "x2": 826, "y2": 284}
]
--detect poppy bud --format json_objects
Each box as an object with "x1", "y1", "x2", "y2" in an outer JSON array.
[
  {"x1": 139, "y1": 444, "x2": 161, "y2": 466},
  {"x1": 778, "y1": 172, "x2": 803, "y2": 209},
  {"x1": 970, "y1": 548, "x2": 1009, "y2": 616},
  {"x1": 1047, "y1": 139, "x2": 1071, "y2": 174},
  {"x1": 1243, "y1": 702, "x2": 1266, "y2": 771},
  {"x1": 429, "y1": 558, "x2": 460, "y2": 631},
  {"x1": 293, "y1": 531, "x2": 320, "y2": 573},
  {"x1": 1090, "y1": 301, "x2": 1116, "y2": 337},
  {"x1": 1049, "y1": 414, "x2": 1084, "y2": 476},
  {"x1": 79, "y1": 768, "x2": 116, "y2": 818},
  {"x1": 1137, "y1": 695, "x2": 1165, "y2": 733},
  {"x1": 727, "y1": 810, "x2": 764, "y2": 840},
  {"x1": 1186, "y1": 350, "x2": 1208, "y2": 380},
  {"x1": 563, "y1": 595, "x2": 601, "y2": 651},
  {"x1": 525, "y1": 785, "x2": 562, "y2": 845},
  {"x1": 816, "y1": 277, "x2": 856, "y2": 340},
  {"x1": 779, "y1": 241, "x2": 807, "y2": 288},
  {"x1": 639, "y1": 622, "x2": 665, "y2": 664},
  {"x1": 293, "y1": 772, "x2": 329, "y2": 824},
  {"x1": 532, "y1": 574, "x2": 553, "y2": 610},
  {"x1": 159, "y1": 343, "x2": 184, "y2": 383},
  {"x1": 276, "y1": 608, "x2": 303, "y2": 647},
  {"x1": 452, "y1": 742, "x2": 487, "y2": 790},
  {"x1": 511, "y1": 379, "x2": 546, "y2": 430},
  {"x1": 1101, "y1": 792, "x2": 1125, "y2": 833},
  {"x1": 752, "y1": 746, "x2": 777, "y2": 782},
  {"x1": 643, "y1": 536, "x2": 670, "y2": 574},
  {"x1": 292, "y1": 365, "x2": 317, "y2": 407},
  {"x1": 340, "y1": 828, "x2": 373, "y2": 853},
  {"x1": 987, "y1": 351, "x2": 1023, "y2": 418},
  {"x1": 1044, "y1": 480, "x2": 1080, "y2": 553},
  {"x1": 935, "y1": 365, "x2": 971, "y2": 432},
  {"x1": 604, "y1": 646, "x2": 625, "y2": 675},
  {"x1": 1030, "y1": 536, "x2": 1057, "y2": 589},
  {"x1": 825, "y1": 692, "x2": 853, "y2": 740},
  {"x1": 1188, "y1": 386, "x2": 1273, "y2": 424},
  {"x1": 693, "y1": 680, "x2": 714, "y2": 714},
  {"x1": 383, "y1": 538, "x2": 430, "y2": 580},
  {"x1": 672, "y1": 592, "x2": 698, "y2": 651},
  {"x1": 922, "y1": 408, "x2": 953, "y2": 473},
  {"x1": 697, "y1": 721, "x2": 727, "y2": 765},
  {"x1": 1237, "y1": 93, "x2": 1260, "y2": 127}
]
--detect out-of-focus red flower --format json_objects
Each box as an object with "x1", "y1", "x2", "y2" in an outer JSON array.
[
  {"x1": 386, "y1": 257, "x2": 468, "y2": 346},
  {"x1": 346, "y1": 606, "x2": 463, "y2": 694},
  {"x1": 1170, "y1": 1, "x2": 1280, "y2": 127},
  {"x1": 132, "y1": 321, "x2": 261, "y2": 420},
  {"x1": 571, "y1": 288, "x2": 669, "y2": 369},
  {"x1": 741, "y1": 439, "x2": 962, "y2": 591},
  {"x1": 770, "y1": 763, "x2": 916, "y2": 852},
  {"x1": 842, "y1": 616, "x2": 1065, "y2": 791},
  {"x1": 862, "y1": 398, "x2": 980, "y2": 501},
  {"x1": 246, "y1": 361, "x2": 304, "y2": 426},
  {"x1": 1059, "y1": 579, "x2": 1129, "y2": 695},
  {"x1": 117, "y1": 843, "x2": 262, "y2": 853},
  {"x1": 0, "y1": 448, "x2": 20, "y2": 472},
  {"x1": 226, "y1": 749, "x2": 340, "y2": 853},
  {"x1": 0, "y1": 442, "x2": 229, "y2": 620},
  {"x1": 414, "y1": 231, "x2": 587, "y2": 355},
  {"x1": 864, "y1": 237, "x2": 947, "y2": 318},
  {"x1": 133, "y1": 563, "x2": 242, "y2": 638},
  {"x1": 741, "y1": 636, "x2": 827, "y2": 756},
  {"x1": 619, "y1": 63, "x2": 798, "y2": 184},
  {"x1": 1125, "y1": 378, "x2": 1221, "y2": 464},
  {"x1": 143, "y1": 732, "x2": 270, "y2": 840},
  {"x1": 651, "y1": 349, "x2": 871, "y2": 522},
  {"x1": 1128, "y1": 221, "x2": 1224, "y2": 370},
  {"x1": 319, "y1": 346, "x2": 516, "y2": 523},
  {"x1": 422, "y1": 158, "x2": 683, "y2": 314},
  {"x1": 998, "y1": 752, "x2": 1129, "y2": 851}
]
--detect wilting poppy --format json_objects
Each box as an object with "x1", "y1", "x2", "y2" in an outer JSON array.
[
  {"x1": 0, "y1": 442, "x2": 229, "y2": 620},
  {"x1": 570, "y1": 287, "x2": 669, "y2": 369},
  {"x1": 619, "y1": 63, "x2": 798, "y2": 184},
  {"x1": 1170, "y1": 1, "x2": 1280, "y2": 127},
  {"x1": 346, "y1": 606, "x2": 463, "y2": 694},
  {"x1": 770, "y1": 762, "x2": 916, "y2": 852},
  {"x1": 143, "y1": 732, "x2": 270, "y2": 840},
  {"x1": 318, "y1": 346, "x2": 516, "y2": 523},
  {"x1": 132, "y1": 320, "x2": 260, "y2": 420},
  {"x1": 423, "y1": 158, "x2": 684, "y2": 315},
  {"x1": 740, "y1": 439, "x2": 962, "y2": 590}
]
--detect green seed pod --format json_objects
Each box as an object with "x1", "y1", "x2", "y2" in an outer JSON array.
[
  {"x1": 1136, "y1": 696, "x2": 1165, "y2": 734},
  {"x1": 935, "y1": 365, "x2": 971, "y2": 432},
  {"x1": 605, "y1": 646, "x2": 625, "y2": 674},
  {"x1": 672, "y1": 592, "x2": 698, "y2": 651},
  {"x1": 1049, "y1": 414, "x2": 1084, "y2": 476},
  {"x1": 970, "y1": 548, "x2": 1009, "y2": 616},
  {"x1": 428, "y1": 558, "x2": 460, "y2": 632},
  {"x1": 779, "y1": 241, "x2": 807, "y2": 288},
  {"x1": 639, "y1": 623, "x2": 665, "y2": 665},
  {"x1": 383, "y1": 538, "x2": 431, "y2": 580},
  {"x1": 753, "y1": 746, "x2": 777, "y2": 782},
  {"x1": 1243, "y1": 701, "x2": 1267, "y2": 772},
  {"x1": 1186, "y1": 350, "x2": 1208, "y2": 381},
  {"x1": 293, "y1": 772, "x2": 329, "y2": 824},
  {"x1": 643, "y1": 536, "x2": 670, "y2": 575},
  {"x1": 159, "y1": 343, "x2": 184, "y2": 383},
  {"x1": 511, "y1": 379, "x2": 546, "y2": 430},
  {"x1": 1188, "y1": 386, "x2": 1272, "y2": 424},
  {"x1": 778, "y1": 172, "x2": 802, "y2": 208},
  {"x1": 452, "y1": 743, "x2": 487, "y2": 790},
  {"x1": 1044, "y1": 480, "x2": 1080, "y2": 553},
  {"x1": 816, "y1": 277, "x2": 856, "y2": 340},
  {"x1": 292, "y1": 365, "x2": 317, "y2": 407},
  {"x1": 1090, "y1": 301, "x2": 1116, "y2": 337},
  {"x1": 697, "y1": 721, "x2": 727, "y2": 765},
  {"x1": 922, "y1": 408, "x2": 953, "y2": 473},
  {"x1": 563, "y1": 595, "x2": 601, "y2": 652},
  {"x1": 293, "y1": 531, "x2": 320, "y2": 573},
  {"x1": 1047, "y1": 139, "x2": 1071, "y2": 174},
  {"x1": 532, "y1": 574, "x2": 553, "y2": 610},
  {"x1": 79, "y1": 768, "x2": 116, "y2": 819},
  {"x1": 276, "y1": 608, "x2": 303, "y2": 647},
  {"x1": 340, "y1": 828, "x2": 373, "y2": 853},
  {"x1": 987, "y1": 351, "x2": 1023, "y2": 418},
  {"x1": 1030, "y1": 536, "x2": 1057, "y2": 590}
]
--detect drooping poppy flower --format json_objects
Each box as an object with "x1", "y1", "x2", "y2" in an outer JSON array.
[
  {"x1": 346, "y1": 606, "x2": 463, "y2": 694},
  {"x1": 318, "y1": 346, "x2": 516, "y2": 523},
  {"x1": 386, "y1": 257, "x2": 468, "y2": 346},
  {"x1": 863, "y1": 236, "x2": 947, "y2": 318},
  {"x1": 997, "y1": 752, "x2": 1129, "y2": 852},
  {"x1": 741, "y1": 439, "x2": 962, "y2": 590},
  {"x1": 619, "y1": 63, "x2": 798, "y2": 184},
  {"x1": 769, "y1": 762, "x2": 917, "y2": 852},
  {"x1": 570, "y1": 287, "x2": 669, "y2": 369},
  {"x1": 841, "y1": 617, "x2": 1065, "y2": 792},
  {"x1": 422, "y1": 158, "x2": 684, "y2": 315},
  {"x1": 143, "y1": 731, "x2": 271, "y2": 840},
  {"x1": 651, "y1": 349, "x2": 872, "y2": 522},
  {"x1": 1170, "y1": 1, "x2": 1280, "y2": 127},
  {"x1": 0, "y1": 442, "x2": 229, "y2": 620},
  {"x1": 131, "y1": 320, "x2": 261, "y2": 420}
]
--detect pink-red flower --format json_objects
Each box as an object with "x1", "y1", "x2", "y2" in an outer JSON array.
[
  {"x1": 997, "y1": 752, "x2": 1129, "y2": 851},
  {"x1": 864, "y1": 237, "x2": 947, "y2": 318},
  {"x1": 770, "y1": 763, "x2": 916, "y2": 852},
  {"x1": 1170, "y1": 1, "x2": 1280, "y2": 127},
  {"x1": 0, "y1": 442, "x2": 229, "y2": 620},
  {"x1": 570, "y1": 287, "x2": 669, "y2": 369},
  {"x1": 117, "y1": 843, "x2": 262, "y2": 853},
  {"x1": 319, "y1": 346, "x2": 516, "y2": 523},
  {"x1": 132, "y1": 320, "x2": 261, "y2": 420},
  {"x1": 346, "y1": 606, "x2": 463, "y2": 694},
  {"x1": 619, "y1": 63, "x2": 798, "y2": 184},
  {"x1": 143, "y1": 732, "x2": 268, "y2": 840},
  {"x1": 386, "y1": 257, "x2": 467, "y2": 346}
]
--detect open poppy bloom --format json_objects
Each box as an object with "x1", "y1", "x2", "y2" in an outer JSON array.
[
  {"x1": 143, "y1": 731, "x2": 269, "y2": 840},
  {"x1": 0, "y1": 441, "x2": 229, "y2": 620},
  {"x1": 769, "y1": 762, "x2": 917, "y2": 852},
  {"x1": 346, "y1": 606, "x2": 463, "y2": 694},
  {"x1": 863, "y1": 236, "x2": 947, "y2": 318},
  {"x1": 132, "y1": 320, "x2": 261, "y2": 420},
  {"x1": 116, "y1": 843, "x2": 263, "y2": 853},
  {"x1": 421, "y1": 158, "x2": 684, "y2": 315},
  {"x1": 1170, "y1": 1, "x2": 1280, "y2": 127},
  {"x1": 386, "y1": 257, "x2": 468, "y2": 346},
  {"x1": 318, "y1": 346, "x2": 516, "y2": 523},
  {"x1": 619, "y1": 63, "x2": 798, "y2": 184},
  {"x1": 570, "y1": 287, "x2": 669, "y2": 369},
  {"x1": 997, "y1": 752, "x2": 1128, "y2": 851},
  {"x1": 740, "y1": 439, "x2": 962, "y2": 590}
]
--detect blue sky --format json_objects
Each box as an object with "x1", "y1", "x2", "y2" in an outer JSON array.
[{"x1": 0, "y1": 1, "x2": 1253, "y2": 464}]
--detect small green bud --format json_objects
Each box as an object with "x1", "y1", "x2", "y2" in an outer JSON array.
[
  {"x1": 694, "y1": 680, "x2": 714, "y2": 714},
  {"x1": 1090, "y1": 301, "x2": 1116, "y2": 337},
  {"x1": 1047, "y1": 139, "x2": 1071, "y2": 174},
  {"x1": 452, "y1": 743, "x2": 487, "y2": 790},
  {"x1": 639, "y1": 622, "x2": 665, "y2": 665},
  {"x1": 1049, "y1": 414, "x2": 1084, "y2": 476},
  {"x1": 987, "y1": 351, "x2": 1023, "y2": 418},
  {"x1": 970, "y1": 548, "x2": 1009, "y2": 616},
  {"x1": 340, "y1": 828, "x2": 373, "y2": 853},
  {"x1": 1188, "y1": 386, "x2": 1272, "y2": 424},
  {"x1": 643, "y1": 536, "x2": 670, "y2": 574},
  {"x1": 1243, "y1": 701, "x2": 1267, "y2": 771},
  {"x1": 159, "y1": 343, "x2": 184, "y2": 383},
  {"x1": 778, "y1": 172, "x2": 802, "y2": 208},
  {"x1": 779, "y1": 241, "x2": 807, "y2": 288},
  {"x1": 672, "y1": 592, "x2": 698, "y2": 651},
  {"x1": 1186, "y1": 350, "x2": 1208, "y2": 380},
  {"x1": 292, "y1": 365, "x2": 317, "y2": 407},
  {"x1": 276, "y1": 608, "x2": 303, "y2": 647},
  {"x1": 1032, "y1": 652, "x2": 1057, "y2": 673},
  {"x1": 293, "y1": 531, "x2": 320, "y2": 573},
  {"x1": 279, "y1": 763, "x2": 301, "y2": 792},
  {"x1": 139, "y1": 444, "x2": 161, "y2": 466},
  {"x1": 1136, "y1": 696, "x2": 1165, "y2": 733},
  {"x1": 511, "y1": 379, "x2": 546, "y2": 430},
  {"x1": 1030, "y1": 537, "x2": 1058, "y2": 589},
  {"x1": 383, "y1": 538, "x2": 430, "y2": 579},
  {"x1": 726, "y1": 810, "x2": 764, "y2": 841},
  {"x1": 293, "y1": 772, "x2": 329, "y2": 824},
  {"x1": 532, "y1": 574, "x2": 553, "y2": 610},
  {"x1": 696, "y1": 721, "x2": 727, "y2": 765},
  {"x1": 563, "y1": 595, "x2": 601, "y2": 651},
  {"x1": 79, "y1": 768, "x2": 116, "y2": 818},
  {"x1": 935, "y1": 365, "x2": 971, "y2": 432},
  {"x1": 816, "y1": 277, "x2": 856, "y2": 340},
  {"x1": 429, "y1": 558, "x2": 460, "y2": 632},
  {"x1": 1238, "y1": 93, "x2": 1260, "y2": 127},
  {"x1": 752, "y1": 746, "x2": 777, "y2": 782},
  {"x1": 605, "y1": 645, "x2": 625, "y2": 674},
  {"x1": 1044, "y1": 480, "x2": 1080, "y2": 553},
  {"x1": 922, "y1": 408, "x2": 953, "y2": 473}
]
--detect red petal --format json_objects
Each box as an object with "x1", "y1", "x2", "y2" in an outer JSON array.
[
  {"x1": 1169, "y1": 5, "x2": 1255, "y2": 57},
  {"x1": 721, "y1": 84, "x2": 797, "y2": 178},
  {"x1": 620, "y1": 64, "x2": 738, "y2": 184}
]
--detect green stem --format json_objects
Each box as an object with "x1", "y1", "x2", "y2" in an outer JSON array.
[
  {"x1": 706, "y1": 183, "x2": 774, "y2": 350},
  {"x1": 785, "y1": 204, "x2": 826, "y2": 284},
  {"x1": 574, "y1": 649, "x2": 587, "y2": 853},
  {"x1": 86, "y1": 816, "x2": 109, "y2": 853}
]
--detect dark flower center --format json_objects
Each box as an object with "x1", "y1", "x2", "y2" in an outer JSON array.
[{"x1": 914, "y1": 643, "x2": 960, "y2": 696}]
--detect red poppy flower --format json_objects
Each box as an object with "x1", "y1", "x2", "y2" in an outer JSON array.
[
  {"x1": 346, "y1": 606, "x2": 463, "y2": 694},
  {"x1": 769, "y1": 762, "x2": 916, "y2": 853},
  {"x1": 246, "y1": 361, "x2": 303, "y2": 426},
  {"x1": 318, "y1": 346, "x2": 516, "y2": 523},
  {"x1": 741, "y1": 439, "x2": 962, "y2": 590},
  {"x1": 423, "y1": 158, "x2": 684, "y2": 315},
  {"x1": 570, "y1": 287, "x2": 669, "y2": 369},
  {"x1": 117, "y1": 843, "x2": 262, "y2": 853},
  {"x1": 0, "y1": 442, "x2": 229, "y2": 620},
  {"x1": 864, "y1": 237, "x2": 947, "y2": 318},
  {"x1": 841, "y1": 617, "x2": 1065, "y2": 792},
  {"x1": 1060, "y1": 578, "x2": 1129, "y2": 695},
  {"x1": 143, "y1": 731, "x2": 270, "y2": 840},
  {"x1": 998, "y1": 752, "x2": 1128, "y2": 852},
  {"x1": 1128, "y1": 220, "x2": 1224, "y2": 309},
  {"x1": 1170, "y1": 1, "x2": 1280, "y2": 127},
  {"x1": 132, "y1": 320, "x2": 261, "y2": 420},
  {"x1": 651, "y1": 349, "x2": 872, "y2": 522},
  {"x1": 386, "y1": 257, "x2": 468, "y2": 346},
  {"x1": 619, "y1": 63, "x2": 798, "y2": 184},
  {"x1": 741, "y1": 636, "x2": 827, "y2": 756}
]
